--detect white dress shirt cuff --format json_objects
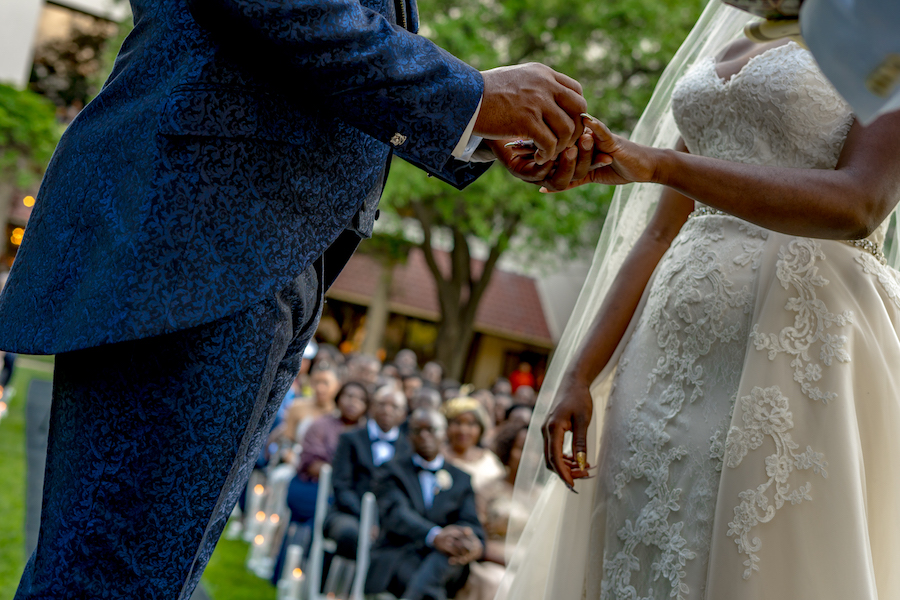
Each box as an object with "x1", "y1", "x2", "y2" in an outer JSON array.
[
  {"x1": 426, "y1": 526, "x2": 442, "y2": 547},
  {"x1": 451, "y1": 97, "x2": 485, "y2": 162}
]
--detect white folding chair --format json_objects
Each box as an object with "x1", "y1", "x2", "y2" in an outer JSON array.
[
  {"x1": 349, "y1": 492, "x2": 378, "y2": 600},
  {"x1": 304, "y1": 463, "x2": 333, "y2": 600}
]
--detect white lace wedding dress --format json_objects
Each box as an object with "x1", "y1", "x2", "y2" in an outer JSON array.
[{"x1": 500, "y1": 41, "x2": 900, "y2": 600}]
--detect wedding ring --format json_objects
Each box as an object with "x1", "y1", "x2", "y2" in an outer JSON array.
[{"x1": 575, "y1": 451, "x2": 588, "y2": 471}]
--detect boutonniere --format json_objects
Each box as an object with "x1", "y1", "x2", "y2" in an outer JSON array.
[{"x1": 435, "y1": 469, "x2": 453, "y2": 493}]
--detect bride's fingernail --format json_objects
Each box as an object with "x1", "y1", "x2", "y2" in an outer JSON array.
[
  {"x1": 565, "y1": 482, "x2": 579, "y2": 494},
  {"x1": 581, "y1": 112, "x2": 599, "y2": 122},
  {"x1": 539, "y1": 186, "x2": 549, "y2": 193}
]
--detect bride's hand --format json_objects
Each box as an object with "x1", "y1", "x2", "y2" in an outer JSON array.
[
  {"x1": 541, "y1": 116, "x2": 661, "y2": 191},
  {"x1": 542, "y1": 370, "x2": 594, "y2": 491}
]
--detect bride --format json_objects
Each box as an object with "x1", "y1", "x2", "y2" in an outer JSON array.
[{"x1": 496, "y1": 2, "x2": 900, "y2": 599}]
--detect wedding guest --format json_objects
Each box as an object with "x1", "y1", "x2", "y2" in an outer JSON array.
[
  {"x1": 402, "y1": 372, "x2": 425, "y2": 402},
  {"x1": 395, "y1": 348, "x2": 420, "y2": 376},
  {"x1": 492, "y1": 393, "x2": 514, "y2": 427},
  {"x1": 410, "y1": 386, "x2": 443, "y2": 414},
  {"x1": 491, "y1": 377, "x2": 512, "y2": 397},
  {"x1": 422, "y1": 361, "x2": 444, "y2": 386},
  {"x1": 455, "y1": 419, "x2": 531, "y2": 600},
  {"x1": 508, "y1": 362, "x2": 535, "y2": 393},
  {"x1": 281, "y1": 362, "x2": 343, "y2": 447},
  {"x1": 441, "y1": 397, "x2": 505, "y2": 493},
  {"x1": 286, "y1": 381, "x2": 369, "y2": 523},
  {"x1": 366, "y1": 408, "x2": 484, "y2": 600},
  {"x1": 346, "y1": 354, "x2": 382, "y2": 394},
  {"x1": 323, "y1": 385, "x2": 409, "y2": 557}
]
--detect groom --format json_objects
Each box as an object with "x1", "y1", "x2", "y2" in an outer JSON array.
[{"x1": 3, "y1": 1, "x2": 587, "y2": 599}]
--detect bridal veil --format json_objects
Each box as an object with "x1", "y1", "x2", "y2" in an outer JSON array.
[{"x1": 496, "y1": 1, "x2": 900, "y2": 598}]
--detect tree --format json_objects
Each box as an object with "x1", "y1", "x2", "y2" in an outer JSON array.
[
  {"x1": 380, "y1": 0, "x2": 705, "y2": 378},
  {"x1": 0, "y1": 85, "x2": 61, "y2": 256}
]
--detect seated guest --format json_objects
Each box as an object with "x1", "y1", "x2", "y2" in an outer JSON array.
[
  {"x1": 410, "y1": 386, "x2": 443, "y2": 413},
  {"x1": 394, "y1": 348, "x2": 420, "y2": 377},
  {"x1": 402, "y1": 372, "x2": 425, "y2": 402},
  {"x1": 366, "y1": 408, "x2": 484, "y2": 600},
  {"x1": 441, "y1": 397, "x2": 505, "y2": 493},
  {"x1": 422, "y1": 360, "x2": 443, "y2": 386},
  {"x1": 281, "y1": 362, "x2": 343, "y2": 450},
  {"x1": 345, "y1": 353, "x2": 382, "y2": 394},
  {"x1": 323, "y1": 386, "x2": 409, "y2": 557},
  {"x1": 455, "y1": 419, "x2": 531, "y2": 600},
  {"x1": 286, "y1": 381, "x2": 370, "y2": 523}
]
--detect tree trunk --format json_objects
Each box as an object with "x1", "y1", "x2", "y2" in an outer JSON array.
[
  {"x1": 413, "y1": 201, "x2": 520, "y2": 381},
  {"x1": 360, "y1": 262, "x2": 393, "y2": 357}
]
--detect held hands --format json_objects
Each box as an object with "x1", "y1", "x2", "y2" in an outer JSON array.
[
  {"x1": 433, "y1": 525, "x2": 483, "y2": 565},
  {"x1": 476, "y1": 64, "x2": 588, "y2": 165},
  {"x1": 493, "y1": 114, "x2": 661, "y2": 192}
]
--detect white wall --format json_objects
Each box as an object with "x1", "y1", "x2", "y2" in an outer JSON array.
[
  {"x1": 0, "y1": 0, "x2": 129, "y2": 89},
  {"x1": 51, "y1": 0, "x2": 129, "y2": 21},
  {"x1": 0, "y1": 0, "x2": 46, "y2": 88}
]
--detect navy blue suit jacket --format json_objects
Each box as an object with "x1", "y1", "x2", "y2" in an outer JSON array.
[{"x1": 0, "y1": 0, "x2": 489, "y2": 354}]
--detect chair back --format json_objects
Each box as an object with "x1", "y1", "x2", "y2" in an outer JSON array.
[
  {"x1": 349, "y1": 492, "x2": 378, "y2": 600},
  {"x1": 304, "y1": 463, "x2": 332, "y2": 600}
]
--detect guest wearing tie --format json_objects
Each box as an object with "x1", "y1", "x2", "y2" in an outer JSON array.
[
  {"x1": 324, "y1": 385, "x2": 409, "y2": 557},
  {"x1": 366, "y1": 407, "x2": 484, "y2": 600}
]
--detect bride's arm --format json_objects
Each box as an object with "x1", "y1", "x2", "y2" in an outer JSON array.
[
  {"x1": 582, "y1": 112, "x2": 900, "y2": 240},
  {"x1": 543, "y1": 177, "x2": 694, "y2": 489}
]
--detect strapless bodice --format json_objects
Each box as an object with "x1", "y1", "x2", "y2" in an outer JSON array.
[{"x1": 671, "y1": 41, "x2": 889, "y2": 251}]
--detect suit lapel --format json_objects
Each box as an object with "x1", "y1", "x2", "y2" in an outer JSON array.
[
  {"x1": 396, "y1": 458, "x2": 427, "y2": 514},
  {"x1": 354, "y1": 428, "x2": 376, "y2": 472}
]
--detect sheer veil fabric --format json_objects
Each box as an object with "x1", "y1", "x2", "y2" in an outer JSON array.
[{"x1": 496, "y1": 2, "x2": 900, "y2": 599}]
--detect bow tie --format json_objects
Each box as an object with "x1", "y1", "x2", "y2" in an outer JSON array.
[{"x1": 415, "y1": 463, "x2": 439, "y2": 473}]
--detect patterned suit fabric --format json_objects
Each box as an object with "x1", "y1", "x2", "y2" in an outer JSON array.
[{"x1": 0, "y1": 0, "x2": 489, "y2": 355}]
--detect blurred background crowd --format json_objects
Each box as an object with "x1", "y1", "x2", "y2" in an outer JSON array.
[{"x1": 226, "y1": 340, "x2": 540, "y2": 599}]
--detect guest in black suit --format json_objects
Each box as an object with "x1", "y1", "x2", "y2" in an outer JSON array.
[
  {"x1": 366, "y1": 408, "x2": 484, "y2": 600},
  {"x1": 324, "y1": 385, "x2": 409, "y2": 557}
]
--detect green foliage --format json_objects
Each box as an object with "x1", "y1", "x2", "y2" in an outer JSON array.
[
  {"x1": 382, "y1": 0, "x2": 705, "y2": 258},
  {"x1": 0, "y1": 84, "x2": 61, "y2": 189}
]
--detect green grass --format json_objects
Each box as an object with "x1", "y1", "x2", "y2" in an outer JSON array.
[
  {"x1": 0, "y1": 381, "x2": 27, "y2": 600},
  {"x1": 0, "y1": 369, "x2": 276, "y2": 600}
]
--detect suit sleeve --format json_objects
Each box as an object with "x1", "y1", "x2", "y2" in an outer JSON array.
[
  {"x1": 373, "y1": 466, "x2": 438, "y2": 543},
  {"x1": 187, "y1": 0, "x2": 489, "y2": 188},
  {"x1": 331, "y1": 433, "x2": 362, "y2": 517}
]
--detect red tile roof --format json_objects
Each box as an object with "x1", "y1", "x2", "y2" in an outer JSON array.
[{"x1": 327, "y1": 248, "x2": 553, "y2": 347}]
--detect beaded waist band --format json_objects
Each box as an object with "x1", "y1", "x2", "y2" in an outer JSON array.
[{"x1": 688, "y1": 206, "x2": 887, "y2": 265}]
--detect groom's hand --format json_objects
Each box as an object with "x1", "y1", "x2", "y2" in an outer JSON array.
[{"x1": 476, "y1": 64, "x2": 587, "y2": 165}]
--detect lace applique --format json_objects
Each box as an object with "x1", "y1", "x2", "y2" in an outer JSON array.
[
  {"x1": 603, "y1": 219, "x2": 758, "y2": 600},
  {"x1": 672, "y1": 42, "x2": 853, "y2": 171},
  {"x1": 749, "y1": 239, "x2": 853, "y2": 404},
  {"x1": 856, "y1": 253, "x2": 900, "y2": 310},
  {"x1": 724, "y1": 385, "x2": 828, "y2": 579}
]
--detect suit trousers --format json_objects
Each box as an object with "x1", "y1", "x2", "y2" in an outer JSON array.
[{"x1": 15, "y1": 259, "x2": 323, "y2": 600}]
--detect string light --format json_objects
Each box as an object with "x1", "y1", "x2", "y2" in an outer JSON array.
[
  {"x1": 254, "y1": 534, "x2": 264, "y2": 545},
  {"x1": 23, "y1": 196, "x2": 35, "y2": 207},
  {"x1": 11, "y1": 228, "x2": 24, "y2": 246},
  {"x1": 292, "y1": 568, "x2": 303, "y2": 579},
  {"x1": 254, "y1": 484, "x2": 264, "y2": 494},
  {"x1": 269, "y1": 514, "x2": 280, "y2": 524},
  {"x1": 255, "y1": 511, "x2": 266, "y2": 522}
]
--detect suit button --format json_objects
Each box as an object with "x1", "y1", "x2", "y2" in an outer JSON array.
[{"x1": 375, "y1": 209, "x2": 381, "y2": 220}]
